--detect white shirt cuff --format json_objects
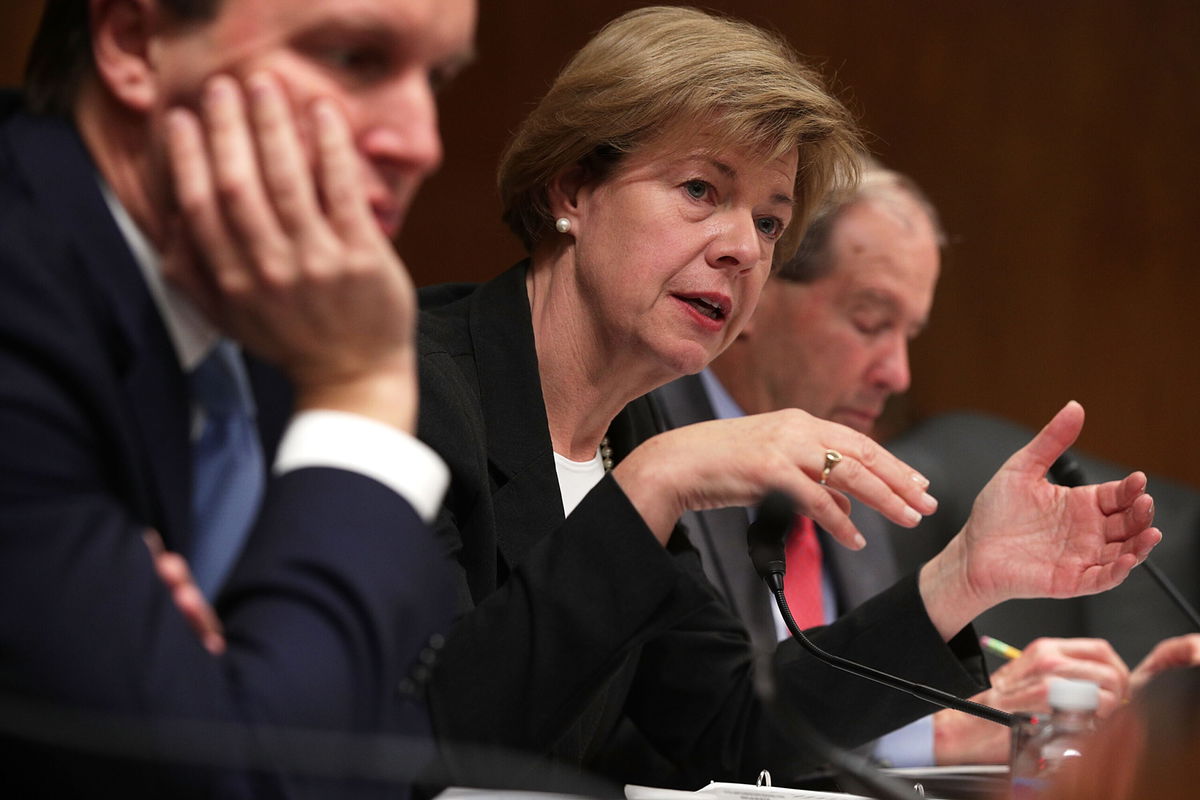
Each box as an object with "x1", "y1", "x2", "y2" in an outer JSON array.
[{"x1": 273, "y1": 410, "x2": 448, "y2": 523}]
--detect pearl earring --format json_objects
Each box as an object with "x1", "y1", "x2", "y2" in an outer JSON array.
[{"x1": 555, "y1": 217, "x2": 572, "y2": 234}]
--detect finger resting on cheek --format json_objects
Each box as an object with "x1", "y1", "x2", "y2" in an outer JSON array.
[
  {"x1": 248, "y1": 75, "x2": 322, "y2": 232},
  {"x1": 312, "y1": 100, "x2": 371, "y2": 237}
]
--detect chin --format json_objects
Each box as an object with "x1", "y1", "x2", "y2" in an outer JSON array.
[
  {"x1": 834, "y1": 414, "x2": 876, "y2": 435},
  {"x1": 656, "y1": 344, "x2": 715, "y2": 383}
]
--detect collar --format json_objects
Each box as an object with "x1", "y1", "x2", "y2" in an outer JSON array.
[
  {"x1": 698, "y1": 368, "x2": 746, "y2": 421},
  {"x1": 98, "y1": 180, "x2": 219, "y2": 372}
]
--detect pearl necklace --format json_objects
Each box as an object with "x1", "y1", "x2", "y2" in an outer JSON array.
[{"x1": 600, "y1": 436, "x2": 614, "y2": 471}]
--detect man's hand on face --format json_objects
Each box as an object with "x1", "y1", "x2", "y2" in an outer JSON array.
[{"x1": 163, "y1": 72, "x2": 418, "y2": 433}]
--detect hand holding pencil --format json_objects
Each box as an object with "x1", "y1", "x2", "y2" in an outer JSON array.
[{"x1": 931, "y1": 636, "x2": 1130, "y2": 765}]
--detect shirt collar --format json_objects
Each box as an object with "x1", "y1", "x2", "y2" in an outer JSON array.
[
  {"x1": 698, "y1": 368, "x2": 745, "y2": 421},
  {"x1": 98, "y1": 178, "x2": 219, "y2": 372}
]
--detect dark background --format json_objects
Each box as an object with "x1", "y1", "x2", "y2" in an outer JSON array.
[{"x1": 4, "y1": 1, "x2": 1198, "y2": 488}]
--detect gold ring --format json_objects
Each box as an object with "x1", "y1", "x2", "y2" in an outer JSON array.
[{"x1": 820, "y1": 449, "x2": 842, "y2": 486}]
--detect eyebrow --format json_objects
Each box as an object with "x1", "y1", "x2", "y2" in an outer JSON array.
[
  {"x1": 292, "y1": 12, "x2": 476, "y2": 76},
  {"x1": 696, "y1": 156, "x2": 795, "y2": 208}
]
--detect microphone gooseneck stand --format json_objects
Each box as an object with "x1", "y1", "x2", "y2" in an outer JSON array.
[
  {"x1": 770, "y1": 583, "x2": 1014, "y2": 726},
  {"x1": 745, "y1": 490, "x2": 1014, "y2": 800},
  {"x1": 749, "y1": 490, "x2": 1015, "y2": 728}
]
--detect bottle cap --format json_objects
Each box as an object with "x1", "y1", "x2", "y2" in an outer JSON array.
[{"x1": 1048, "y1": 677, "x2": 1100, "y2": 711}]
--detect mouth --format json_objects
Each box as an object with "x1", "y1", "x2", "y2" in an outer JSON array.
[
  {"x1": 372, "y1": 203, "x2": 403, "y2": 239},
  {"x1": 837, "y1": 407, "x2": 883, "y2": 432},
  {"x1": 675, "y1": 293, "x2": 729, "y2": 322}
]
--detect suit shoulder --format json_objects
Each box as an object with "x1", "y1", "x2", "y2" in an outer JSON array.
[
  {"x1": 416, "y1": 293, "x2": 485, "y2": 463},
  {"x1": 0, "y1": 171, "x2": 101, "y2": 335},
  {"x1": 418, "y1": 282, "x2": 478, "y2": 356}
]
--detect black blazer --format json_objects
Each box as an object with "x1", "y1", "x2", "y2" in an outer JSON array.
[
  {"x1": 417, "y1": 263, "x2": 987, "y2": 789},
  {"x1": 0, "y1": 97, "x2": 453, "y2": 798}
]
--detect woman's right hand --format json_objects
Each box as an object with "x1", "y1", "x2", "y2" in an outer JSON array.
[{"x1": 612, "y1": 407, "x2": 937, "y2": 547}]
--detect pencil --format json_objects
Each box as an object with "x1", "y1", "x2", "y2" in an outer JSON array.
[{"x1": 980, "y1": 635, "x2": 1023, "y2": 660}]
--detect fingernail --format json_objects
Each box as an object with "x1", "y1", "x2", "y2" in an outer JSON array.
[
  {"x1": 904, "y1": 506, "x2": 922, "y2": 526},
  {"x1": 921, "y1": 492, "x2": 938, "y2": 512},
  {"x1": 854, "y1": 533, "x2": 866, "y2": 550},
  {"x1": 912, "y1": 473, "x2": 930, "y2": 488}
]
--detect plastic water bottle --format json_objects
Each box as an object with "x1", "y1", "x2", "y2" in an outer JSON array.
[{"x1": 1010, "y1": 677, "x2": 1099, "y2": 798}]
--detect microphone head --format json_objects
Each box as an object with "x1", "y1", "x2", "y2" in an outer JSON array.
[{"x1": 748, "y1": 489, "x2": 795, "y2": 581}]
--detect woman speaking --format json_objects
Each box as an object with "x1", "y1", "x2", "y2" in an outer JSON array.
[{"x1": 418, "y1": 6, "x2": 1158, "y2": 789}]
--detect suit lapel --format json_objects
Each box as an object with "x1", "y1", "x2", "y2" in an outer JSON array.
[
  {"x1": 10, "y1": 111, "x2": 193, "y2": 549},
  {"x1": 833, "y1": 502, "x2": 905, "y2": 610},
  {"x1": 468, "y1": 263, "x2": 566, "y2": 568}
]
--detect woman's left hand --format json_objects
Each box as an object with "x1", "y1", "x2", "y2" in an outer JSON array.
[{"x1": 919, "y1": 401, "x2": 1161, "y2": 639}]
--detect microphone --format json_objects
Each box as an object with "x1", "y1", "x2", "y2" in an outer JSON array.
[
  {"x1": 1049, "y1": 453, "x2": 1200, "y2": 631},
  {"x1": 1047, "y1": 451, "x2": 1088, "y2": 489},
  {"x1": 747, "y1": 489, "x2": 1014, "y2": 728},
  {"x1": 748, "y1": 489, "x2": 793, "y2": 593}
]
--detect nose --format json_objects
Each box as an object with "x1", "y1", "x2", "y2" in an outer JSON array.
[
  {"x1": 706, "y1": 210, "x2": 761, "y2": 273},
  {"x1": 870, "y1": 334, "x2": 912, "y2": 394},
  {"x1": 358, "y1": 69, "x2": 444, "y2": 181}
]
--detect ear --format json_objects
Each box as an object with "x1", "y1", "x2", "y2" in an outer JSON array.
[
  {"x1": 90, "y1": 0, "x2": 161, "y2": 113},
  {"x1": 546, "y1": 164, "x2": 589, "y2": 229}
]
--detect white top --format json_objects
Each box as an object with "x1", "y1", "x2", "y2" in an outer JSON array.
[
  {"x1": 100, "y1": 181, "x2": 448, "y2": 522},
  {"x1": 553, "y1": 449, "x2": 607, "y2": 515}
]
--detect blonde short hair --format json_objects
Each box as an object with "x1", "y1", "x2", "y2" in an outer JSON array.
[{"x1": 498, "y1": 5, "x2": 863, "y2": 261}]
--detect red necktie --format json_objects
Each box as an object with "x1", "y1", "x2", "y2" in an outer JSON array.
[{"x1": 783, "y1": 516, "x2": 825, "y2": 630}]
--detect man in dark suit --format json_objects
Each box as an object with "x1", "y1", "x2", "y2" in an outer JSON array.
[
  {"x1": 0, "y1": 0, "x2": 475, "y2": 795},
  {"x1": 653, "y1": 164, "x2": 1135, "y2": 766}
]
